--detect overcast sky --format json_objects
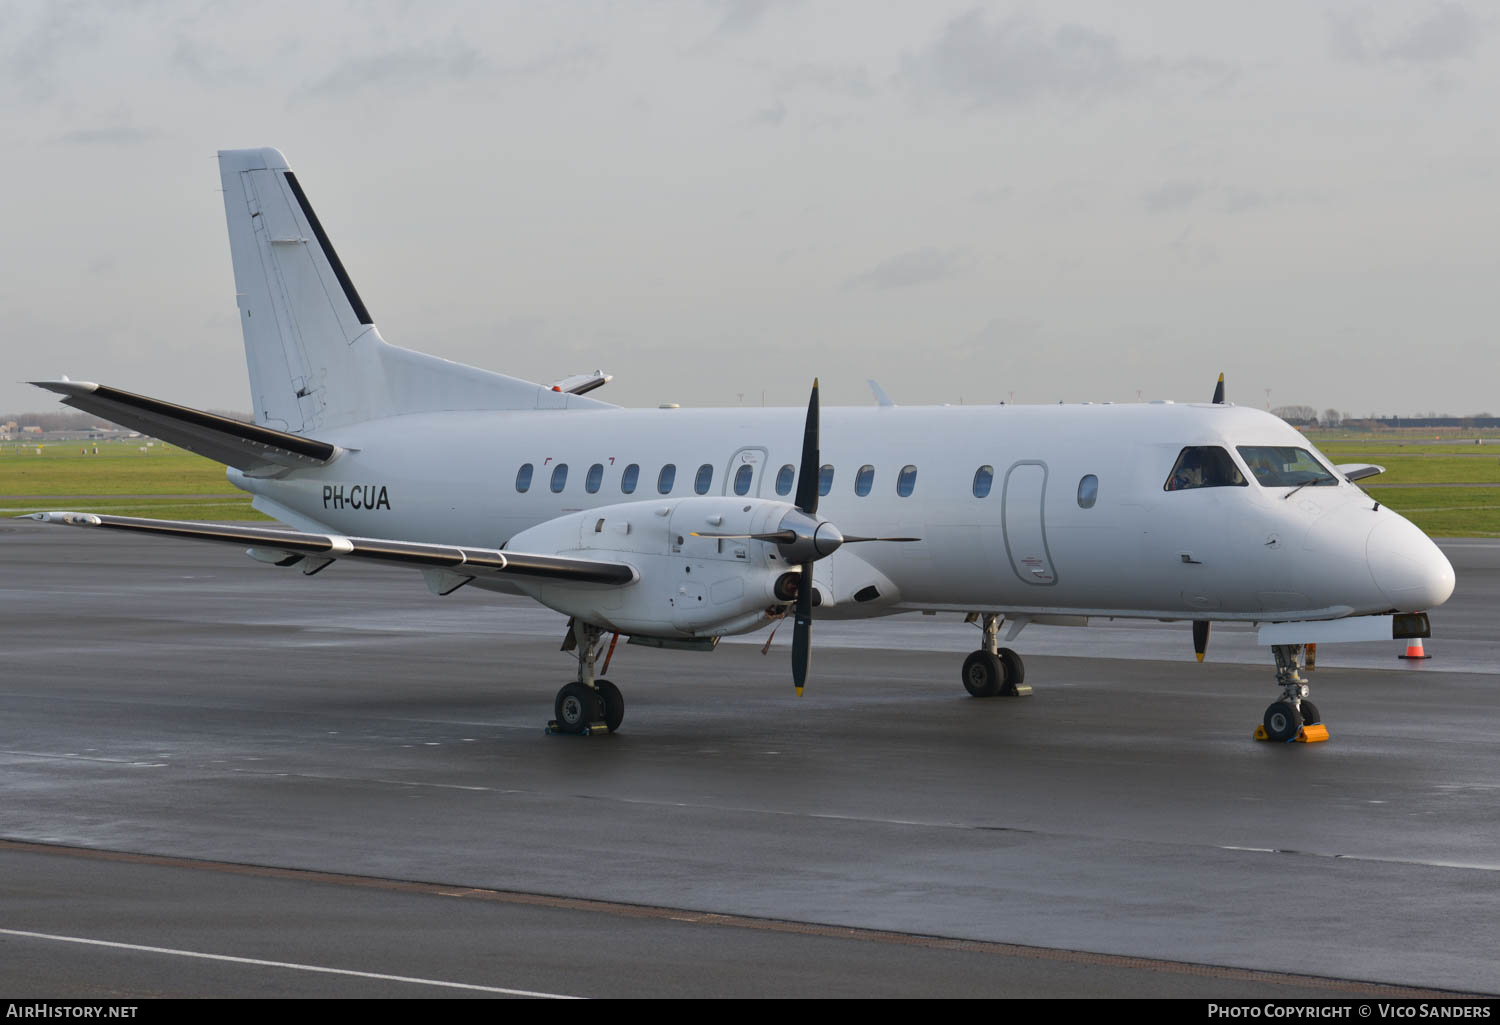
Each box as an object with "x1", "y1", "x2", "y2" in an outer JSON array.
[{"x1": 3, "y1": 1, "x2": 1495, "y2": 419}]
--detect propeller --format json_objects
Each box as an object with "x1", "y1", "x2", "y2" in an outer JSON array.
[
  {"x1": 1211, "y1": 373, "x2": 1225, "y2": 405},
  {"x1": 1193, "y1": 620, "x2": 1210, "y2": 663},
  {"x1": 693, "y1": 379, "x2": 918, "y2": 696}
]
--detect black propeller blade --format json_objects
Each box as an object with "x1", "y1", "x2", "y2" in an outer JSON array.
[
  {"x1": 1193, "y1": 620, "x2": 1210, "y2": 663},
  {"x1": 1211, "y1": 373, "x2": 1225, "y2": 405},
  {"x1": 791, "y1": 379, "x2": 820, "y2": 695},
  {"x1": 793, "y1": 560, "x2": 813, "y2": 696},
  {"x1": 794, "y1": 379, "x2": 820, "y2": 517}
]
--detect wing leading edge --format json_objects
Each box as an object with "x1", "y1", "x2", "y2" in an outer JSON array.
[{"x1": 26, "y1": 512, "x2": 637, "y2": 587}]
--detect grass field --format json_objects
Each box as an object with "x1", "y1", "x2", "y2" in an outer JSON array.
[
  {"x1": 4, "y1": 437, "x2": 1497, "y2": 536},
  {"x1": 0, "y1": 441, "x2": 267, "y2": 521}
]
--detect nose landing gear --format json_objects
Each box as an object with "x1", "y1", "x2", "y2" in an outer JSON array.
[{"x1": 1256, "y1": 644, "x2": 1329, "y2": 743}]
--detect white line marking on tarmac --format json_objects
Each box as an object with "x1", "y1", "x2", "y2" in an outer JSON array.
[{"x1": 0, "y1": 928, "x2": 578, "y2": 999}]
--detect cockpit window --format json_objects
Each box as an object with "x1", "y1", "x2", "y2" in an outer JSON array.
[
  {"x1": 1236, "y1": 447, "x2": 1338, "y2": 488},
  {"x1": 1164, "y1": 447, "x2": 1247, "y2": 491}
]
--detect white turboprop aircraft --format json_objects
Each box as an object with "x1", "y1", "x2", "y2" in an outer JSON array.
[{"x1": 28, "y1": 148, "x2": 1455, "y2": 741}]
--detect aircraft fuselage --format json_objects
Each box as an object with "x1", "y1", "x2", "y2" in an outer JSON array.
[{"x1": 228, "y1": 400, "x2": 1455, "y2": 626}]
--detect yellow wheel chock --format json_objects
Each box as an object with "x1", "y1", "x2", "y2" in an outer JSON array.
[{"x1": 1253, "y1": 723, "x2": 1330, "y2": 743}]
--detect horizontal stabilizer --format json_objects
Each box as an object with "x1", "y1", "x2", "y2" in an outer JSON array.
[
  {"x1": 29, "y1": 380, "x2": 338, "y2": 473},
  {"x1": 547, "y1": 370, "x2": 612, "y2": 396},
  {"x1": 25, "y1": 511, "x2": 637, "y2": 587}
]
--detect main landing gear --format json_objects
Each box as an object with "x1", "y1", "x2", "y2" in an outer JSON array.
[
  {"x1": 961, "y1": 613, "x2": 1032, "y2": 698},
  {"x1": 548, "y1": 621, "x2": 625, "y2": 736},
  {"x1": 1256, "y1": 643, "x2": 1329, "y2": 743}
]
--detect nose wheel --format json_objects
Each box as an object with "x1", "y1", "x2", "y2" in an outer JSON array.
[{"x1": 1256, "y1": 644, "x2": 1329, "y2": 743}]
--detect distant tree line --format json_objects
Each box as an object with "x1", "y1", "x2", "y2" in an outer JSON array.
[{"x1": 1271, "y1": 406, "x2": 1498, "y2": 429}]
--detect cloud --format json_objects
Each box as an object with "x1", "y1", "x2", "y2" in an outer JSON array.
[
  {"x1": 1143, "y1": 181, "x2": 1202, "y2": 213},
  {"x1": 774, "y1": 63, "x2": 876, "y2": 100},
  {"x1": 1329, "y1": 3, "x2": 1484, "y2": 65},
  {"x1": 57, "y1": 126, "x2": 154, "y2": 146},
  {"x1": 305, "y1": 41, "x2": 484, "y2": 98},
  {"x1": 302, "y1": 40, "x2": 601, "y2": 101},
  {"x1": 712, "y1": 0, "x2": 796, "y2": 36},
  {"x1": 900, "y1": 9, "x2": 1237, "y2": 110},
  {"x1": 847, "y1": 247, "x2": 972, "y2": 290},
  {"x1": 754, "y1": 97, "x2": 788, "y2": 125},
  {"x1": 901, "y1": 10, "x2": 1137, "y2": 107}
]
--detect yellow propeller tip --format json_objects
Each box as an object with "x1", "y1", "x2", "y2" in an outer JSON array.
[
  {"x1": 1195, "y1": 652, "x2": 1205, "y2": 663},
  {"x1": 795, "y1": 687, "x2": 804, "y2": 697}
]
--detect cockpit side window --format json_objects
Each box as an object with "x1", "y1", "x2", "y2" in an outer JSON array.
[
  {"x1": 1236, "y1": 447, "x2": 1338, "y2": 488},
  {"x1": 1164, "y1": 446, "x2": 1247, "y2": 491}
]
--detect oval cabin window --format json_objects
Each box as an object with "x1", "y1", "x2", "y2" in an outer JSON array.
[
  {"x1": 775, "y1": 464, "x2": 795, "y2": 496},
  {"x1": 897, "y1": 465, "x2": 917, "y2": 497},
  {"x1": 1078, "y1": 474, "x2": 1099, "y2": 508},
  {"x1": 973, "y1": 465, "x2": 993, "y2": 498}
]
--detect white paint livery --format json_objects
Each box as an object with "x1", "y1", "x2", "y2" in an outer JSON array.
[{"x1": 29, "y1": 148, "x2": 1457, "y2": 738}]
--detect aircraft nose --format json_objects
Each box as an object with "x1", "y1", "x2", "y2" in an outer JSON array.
[{"x1": 1366, "y1": 515, "x2": 1455, "y2": 611}]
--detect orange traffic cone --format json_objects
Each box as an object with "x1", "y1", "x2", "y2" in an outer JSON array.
[{"x1": 1399, "y1": 637, "x2": 1431, "y2": 660}]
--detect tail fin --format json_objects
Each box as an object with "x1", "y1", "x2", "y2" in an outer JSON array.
[{"x1": 218, "y1": 148, "x2": 609, "y2": 432}]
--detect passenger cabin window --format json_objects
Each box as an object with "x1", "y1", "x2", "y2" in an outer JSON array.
[
  {"x1": 818, "y1": 465, "x2": 835, "y2": 497},
  {"x1": 1236, "y1": 447, "x2": 1338, "y2": 489},
  {"x1": 658, "y1": 464, "x2": 676, "y2": 494},
  {"x1": 775, "y1": 464, "x2": 795, "y2": 496},
  {"x1": 621, "y1": 463, "x2": 639, "y2": 494},
  {"x1": 973, "y1": 465, "x2": 993, "y2": 498},
  {"x1": 1078, "y1": 474, "x2": 1098, "y2": 508},
  {"x1": 516, "y1": 463, "x2": 533, "y2": 493},
  {"x1": 585, "y1": 463, "x2": 603, "y2": 494},
  {"x1": 897, "y1": 465, "x2": 917, "y2": 497},
  {"x1": 733, "y1": 464, "x2": 754, "y2": 496},
  {"x1": 550, "y1": 463, "x2": 568, "y2": 493},
  {"x1": 854, "y1": 465, "x2": 874, "y2": 496},
  {"x1": 1164, "y1": 447, "x2": 1246, "y2": 491},
  {"x1": 694, "y1": 463, "x2": 713, "y2": 495}
]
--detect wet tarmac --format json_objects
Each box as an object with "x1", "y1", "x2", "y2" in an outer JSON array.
[{"x1": 1, "y1": 523, "x2": 1496, "y2": 997}]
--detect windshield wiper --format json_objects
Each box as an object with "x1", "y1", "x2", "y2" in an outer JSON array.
[{"x1": 1284, "y1": 481, "x2": 1311, "y2": 500}]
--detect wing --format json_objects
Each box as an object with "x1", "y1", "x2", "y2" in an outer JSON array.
[
  {"x1": 25, "y1": 512, "x2": 636, "y2": 588},
  {"x1": 30, "y1": 380, "x2": 339, "y2": 474}
]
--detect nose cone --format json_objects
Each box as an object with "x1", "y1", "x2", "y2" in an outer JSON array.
[{"x1": 1367, "y1": 515, "x2": 1455, "y2": 610}]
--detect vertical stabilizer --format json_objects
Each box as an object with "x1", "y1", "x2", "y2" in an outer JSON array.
[{"x1": 218, "y1": 148, "x2": 609, "y2": 432}]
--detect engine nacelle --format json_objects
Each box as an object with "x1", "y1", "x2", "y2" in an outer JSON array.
[{"x1": 504, "y1": 496, "x2": 804, "y2": 638}]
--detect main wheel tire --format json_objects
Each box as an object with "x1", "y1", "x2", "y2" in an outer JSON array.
[
  {"x1": 997, "y1": 647, "x2": 1025, "y2": 689},
  {"x1": 555, "y1": 682, "x2": 603, "y2": 734},
  {"x1": 1263, "y1": 700, "x2": 1304, "y2": 742},
  {"x1": 594, "y1": 679, "x2": 625, "y2": 733},
  {"x1": 961, "y1": 650, "x2": 1006, "y2": 698},
  {"x1": 1298, "y1": 699, "x2": 1322, "y2": 726}
]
